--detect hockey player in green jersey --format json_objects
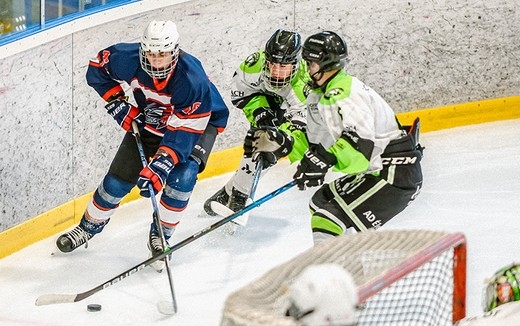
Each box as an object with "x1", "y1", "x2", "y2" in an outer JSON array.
[
  {"x1": 203, "y1": 29, "x2": 311, "y2": 226},
  {"x1": 244, "y1": 31, "x2": 423, "y2": 243}
]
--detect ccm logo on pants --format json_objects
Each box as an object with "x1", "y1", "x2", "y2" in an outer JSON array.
[{"x1": 382, "y1": 157, "x2": 417, "y2": 165}]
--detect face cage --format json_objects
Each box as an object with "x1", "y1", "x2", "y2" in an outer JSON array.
[
  {"x1": 261, "y1": 61, "x2": 298, "y2": 90},
  {"x1": 139, "y1": 47, "x2": 179, "y2": 79}
]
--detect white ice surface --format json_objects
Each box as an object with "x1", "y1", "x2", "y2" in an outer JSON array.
[{"x1": 0, "y1": 119, "x2": 519, "y2": 326}]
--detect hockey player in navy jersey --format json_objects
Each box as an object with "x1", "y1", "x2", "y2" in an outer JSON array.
[
  {"x1": 203, "y1": 29, "x2": 310, "y2": 226},
  {"x1": 244, "y1": 31, "x2": 423, "y2": 244},
  {"x1": 56, "y1": 20, "x2": 229, "y2": 265}
]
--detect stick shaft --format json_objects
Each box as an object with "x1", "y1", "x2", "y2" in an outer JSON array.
[
  {"x1": 132, "y1": 121, "x2": 178, "y2": 314},
  {"x1": 35, "y1": 180, "x2": 296, "y2": 306}
]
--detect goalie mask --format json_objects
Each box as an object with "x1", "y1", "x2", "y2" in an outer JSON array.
[
  {"x1": 286, "y1": 264, "x2": 359, "y2": 326},
  {"x1": 262, "y1": 29, "x2": 301, "y2": 89},
  {"x1": 483, "y1": 263, "x2": 520, "y2": 312},
  {"x1": 140, "y1": 20, "x2": 180, "y2": 79}
]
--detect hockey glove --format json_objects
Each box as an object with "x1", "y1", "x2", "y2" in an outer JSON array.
[
  {"x1": 105, "y1": 96, "x2": 145, "y2": 132},
  {"x1": 252, "y1": 107, "x2": 279, "y2": 127},
  {"x1": 293, "y1": 144, "x2": 337, "y2": 190},
  {"x1": 137, "y1": 153, "x2": 174, "y2": 197},
  {"x1": 243, "y1": 126, "x2": 293, "y2": 169}
]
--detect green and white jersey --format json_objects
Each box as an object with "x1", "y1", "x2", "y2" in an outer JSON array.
[
  {"x1": 230, "y1": 50, "x2": 311, "y2": 127},
  {"x1": 291, "y1": 70, "x2": 405, "y2": 174}
]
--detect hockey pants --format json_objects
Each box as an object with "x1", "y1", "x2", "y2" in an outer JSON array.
[{"x1": 310, "y1": 135, "x2": 423, "y2": 243}]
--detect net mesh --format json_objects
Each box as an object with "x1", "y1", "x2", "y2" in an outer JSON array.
[{"x1": 220, "y1": 230, "x2": 466, "y2": 326}]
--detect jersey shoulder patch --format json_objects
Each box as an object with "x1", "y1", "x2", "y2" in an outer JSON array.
[
  {"x1": 324, "y1": 88, "x2": 344, "y2": 99},
  {"x1": 303, "y1": 83, "x2": 313, "y2": 97},
  {"x1": 244, "y1": 52, "x2": 261, "y2": 67}
]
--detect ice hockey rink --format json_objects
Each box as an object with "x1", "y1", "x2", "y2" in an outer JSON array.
[{"x1": 0, "y1": 118, "x2": 518, "y2": 326}]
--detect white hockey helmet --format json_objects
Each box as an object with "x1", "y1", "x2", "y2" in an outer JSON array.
[
  {"x1": 139, "y1": 20, "x2": 180, "y2": 79},
  {"x1": 286, "y1": 263, "x2": 359, "y2": 326}
]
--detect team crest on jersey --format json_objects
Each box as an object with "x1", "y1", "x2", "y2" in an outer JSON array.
[
  {"x1": 324, "y1": 88, "x2": 343, "y2": 99},
  {"x1": 303, "y1": 83, "x2": 312, "y2": 97},
  {"x1": 182, "y1": 102, "x2": 201, "y2": 115},
  {"x1": 144, "y1": 103, "x2": 172, "y2": 129},
  {"x1": 244, "y1": 52, "x2": 260, "y2": 67},
  {"x1": 97, "y1": 50, "x2": 111, "y2": 67}
]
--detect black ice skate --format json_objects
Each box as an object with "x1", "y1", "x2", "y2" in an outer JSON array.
[
  {"x1": 56, "y1": 216, "x2": 108, "y2": 253},
  {"x1": 227, "y1": 188, "x2": 252, "y2": 229},
  {"x1": 56, "y1": 225, "x2": 94, "y2": 253},
  {"x1": 228, "y1": 188, "x2": 248, "y2": 213},
  {"x1": 203, "y1": 186, "x2": 230, "y2": 216},
  {"x1": 148, "y1": 229, "x2": 172, "y2": 273},
  {"x1": 204, "y1": 187, "x2": 249, "y2": 217},
  {"x1": 204, "y1": 187, "x2": 251, "y2": 234}
]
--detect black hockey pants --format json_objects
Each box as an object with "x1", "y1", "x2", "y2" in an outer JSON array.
[
  {"x1": 108, "y1": 125, "x2": 218, "y2": 184},
  {"x1": 310, "y1": 132, "x2": 423, "y2": 236}
]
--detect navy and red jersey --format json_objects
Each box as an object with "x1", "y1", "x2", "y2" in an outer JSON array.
[{"x1": 86, "y1": 42, "x2": 229, "y2": 165}]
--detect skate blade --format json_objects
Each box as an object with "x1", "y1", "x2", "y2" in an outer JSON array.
[
  {"x1": 149, "y1": 259, "x2": 165, "y2": 273},
  {"x1": 210, "y1": 202, "x2": 234, "y2": 217},
  {"x1": 210, "y1": 200, "x2": 251, "y2": 226}
]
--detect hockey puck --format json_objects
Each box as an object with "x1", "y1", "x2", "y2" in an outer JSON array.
[{"x1": 87, "y1": 304, "x2": 102, "y2": 312}]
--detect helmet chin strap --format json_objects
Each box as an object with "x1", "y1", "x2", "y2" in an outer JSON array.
[
  {"x1": 310, "y1": 70, "x2": 325, "y2": 89},
  {"x1": 310, "y1": 68, "x2": 342, "y2": 90}
]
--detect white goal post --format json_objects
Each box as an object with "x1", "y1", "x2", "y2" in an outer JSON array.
[{"x1": 221, "y1": 230, "x2": 466, "y2": 326}]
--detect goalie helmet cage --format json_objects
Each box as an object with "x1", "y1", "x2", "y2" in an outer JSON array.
[{"x1": 220, "y1": 230, "x2": 466, "y2": 326}]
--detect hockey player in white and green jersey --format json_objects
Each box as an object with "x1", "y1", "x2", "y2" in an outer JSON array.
[
  {"x1": 244, "y1": 31, "x2": 423, "y2": 243},
  {"x1": 203, "y1": 29, "x2": 311, "y2": 225}
]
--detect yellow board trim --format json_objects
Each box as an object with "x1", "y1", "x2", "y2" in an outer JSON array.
[
  {"x1": 1, "y1": 95, "x2": 519, "y2": 258},
  {"x1": 396, "y1": 96, "x2": 520, "y2": 132}
]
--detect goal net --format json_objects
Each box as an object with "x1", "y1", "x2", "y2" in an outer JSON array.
[{"x1": 220, "y1": 230, "x2": 466, "y2": 326}]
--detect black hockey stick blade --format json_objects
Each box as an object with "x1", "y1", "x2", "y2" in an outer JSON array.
[{"x1": 35, "y1": 180, "x2": 296, "y2": 306}]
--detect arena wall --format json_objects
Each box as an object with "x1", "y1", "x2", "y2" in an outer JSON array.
[{"x1": 0, "y1": 0, "x2": 518, "y2": 246}]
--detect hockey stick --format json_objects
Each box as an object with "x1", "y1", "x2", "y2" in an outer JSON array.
[
  {"x1": 35, "y1": 179, "x2": 296, "y2": 306},
  {"x1": 132, "y1": 122, "x2": 177, "y2": 315},
  {"x1": 250, "y1": 159, "x2": 263, "y2": 198}
]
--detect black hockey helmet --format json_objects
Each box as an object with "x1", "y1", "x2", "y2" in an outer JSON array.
[
  {"x1": 262, "y1": 29, "x2": 302, "y2": 89},
  {"x1": 265, "y1": 29, "x2": 302, "y2": 65},
  {"x1": 302, "y1": 31, "x2": 348, "y2": 72}
]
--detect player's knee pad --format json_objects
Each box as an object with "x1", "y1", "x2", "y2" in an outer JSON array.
[
  {"x1": 93, "y1": 174, "x2": 135, "y2": 210},
  {"x1": 165, "y1": 159, "x2": 199, "y2": 191},
  {"x1": 161, "y1": 159, "x2": 199, "y2": 209}
]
